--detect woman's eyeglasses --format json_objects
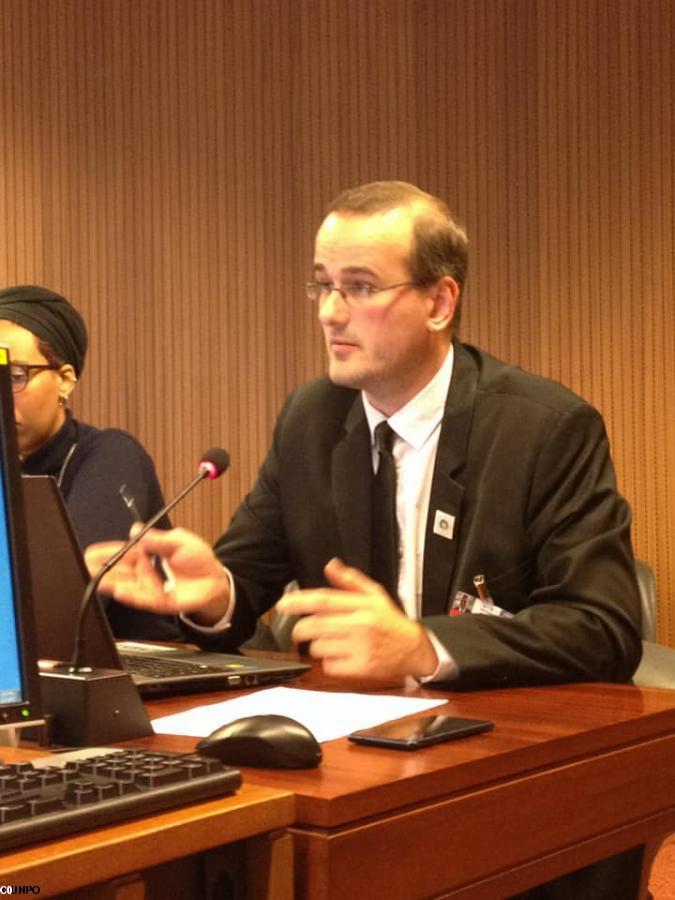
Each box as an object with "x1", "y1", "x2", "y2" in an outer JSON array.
[{"x1": 9, "y1": 363, "x2": 60, "y2": 394}]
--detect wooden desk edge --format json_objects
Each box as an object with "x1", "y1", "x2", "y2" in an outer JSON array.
[{"x1": 0, "y1": 783, "x2": 295, "y2": 896}]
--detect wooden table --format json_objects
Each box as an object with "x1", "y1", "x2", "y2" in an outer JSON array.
[
  {"x1": 137, "y1": 668, "x2": 675, "y2": 899},
  {"x1": 0, "y1": 746, "x2": 295, "y2": 899}
]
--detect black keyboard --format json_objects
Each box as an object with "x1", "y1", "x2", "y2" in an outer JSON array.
[
  {"x1": 121, "y1": 655, "x2": 228, "y2": 678},
  {"x1": 0, "y1": 747, "x2": 241, "y2": 852}
]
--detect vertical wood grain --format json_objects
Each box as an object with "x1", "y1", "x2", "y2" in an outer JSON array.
[{"x1": 0, "y1": 0, "x2": 672, "y2": 640}]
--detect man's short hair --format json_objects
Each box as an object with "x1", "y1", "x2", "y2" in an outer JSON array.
[{"x1": 325, "y1": 181, "x2": 469, "y2": 330}]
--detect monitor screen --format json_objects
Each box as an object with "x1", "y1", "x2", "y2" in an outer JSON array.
[{"x1": 0, "y1": 345, "x2": 41, "y2": 728}]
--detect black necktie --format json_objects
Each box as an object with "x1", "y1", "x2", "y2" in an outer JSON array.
[{"x1": 371, "y1": 421, "x2": 399, "y2": 599}]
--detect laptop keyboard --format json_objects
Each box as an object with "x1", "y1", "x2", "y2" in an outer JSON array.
[
  {"x1": 121, "y1": 655, "x2": 231, "y2": 679},
  {"x1": 0, "y1": 748, "x2": 241, "y2": 852}
]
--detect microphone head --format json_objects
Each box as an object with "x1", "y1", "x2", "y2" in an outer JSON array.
[{"x1": 198, "y1": 447, "x2": 230, "y2": 480}]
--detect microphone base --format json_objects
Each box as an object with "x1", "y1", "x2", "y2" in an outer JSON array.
[{"x1": 40, "y1": 666, "x2": 153, "y2": 747}]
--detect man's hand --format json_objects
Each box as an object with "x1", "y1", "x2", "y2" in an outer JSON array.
[
  {"x1": 84, "y1": 527, "x2": 230, "y2": 624},
  {"x1": 276, "y1": 557, "x2": 439, "y2": 682}
]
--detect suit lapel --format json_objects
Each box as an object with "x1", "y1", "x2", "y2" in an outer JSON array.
[
  {"x1": 332, "y1": 395, "x2": 372, "y2": 573},
  {"x1": 422, "y1": 341, "x2": 479, "y2": 615}
]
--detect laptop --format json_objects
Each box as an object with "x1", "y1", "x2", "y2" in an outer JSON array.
[{"x1": 21, "y1": 475, "x2": 309, "y2": 695}]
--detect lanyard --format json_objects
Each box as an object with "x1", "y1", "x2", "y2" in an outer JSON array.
[{"x1": 56, "y1": 442, "x2": 78, "y2": 488}]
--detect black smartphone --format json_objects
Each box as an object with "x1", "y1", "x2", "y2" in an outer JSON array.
[{"x1": 348, "y1": 714, "x2": 494, "y2": 750}]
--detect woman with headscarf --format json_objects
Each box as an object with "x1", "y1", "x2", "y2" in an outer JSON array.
[{"x1": 0, "y1": 284, "x2": 182, "y2": 641}]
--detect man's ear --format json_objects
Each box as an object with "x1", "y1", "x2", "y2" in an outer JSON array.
[
  {"x1": 427, "y1": 276, "x2": 460, "y2": 332},
  {"x1": 57, "y1": 364, "x2": 78, "y2": 400}
]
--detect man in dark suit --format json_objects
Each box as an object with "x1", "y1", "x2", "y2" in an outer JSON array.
[
  {"x1": 86, "y1": 179, "x2": 642, "y2": 689},
  {"x1": 87, "y1": 180, "x2": 646, "y2": 897}
]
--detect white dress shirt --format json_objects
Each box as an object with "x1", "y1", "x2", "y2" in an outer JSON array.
[{"x1": 362, "y1": 344, "x2": 457, "y2": 680}]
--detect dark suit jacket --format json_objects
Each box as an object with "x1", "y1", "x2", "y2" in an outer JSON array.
[{"x1": 199, "y1": 340, "x2": 642, "y2": 689}]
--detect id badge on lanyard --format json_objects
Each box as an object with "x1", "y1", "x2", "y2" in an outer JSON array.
[{"x1": 449, "y1": 574, "x2": 513, "y2": 618}]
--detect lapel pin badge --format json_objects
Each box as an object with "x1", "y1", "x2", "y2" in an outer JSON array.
[{"x1": 433, "y1": 510, "x2": 455, "y2": 540}]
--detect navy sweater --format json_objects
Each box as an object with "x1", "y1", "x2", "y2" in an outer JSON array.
[{"x1": 22, "y1": 413, "x2": 182, "y2": 641}]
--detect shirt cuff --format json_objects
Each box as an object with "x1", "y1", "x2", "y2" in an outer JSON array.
[
  {"x1": 418, "y1": 629, "x2": 459, "y2": 683},
  {"x1": 180, "y1": 566, "x2": 236, "y2": 633}
]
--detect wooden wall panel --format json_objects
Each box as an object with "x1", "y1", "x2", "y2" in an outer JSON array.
[{"x1": 0, "y1": 0, "x2": 673, "y2": 641}]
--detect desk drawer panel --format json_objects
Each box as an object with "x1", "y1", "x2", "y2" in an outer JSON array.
[{"x1": 292, "y1": 732, "x2": 675, "y2": 900}]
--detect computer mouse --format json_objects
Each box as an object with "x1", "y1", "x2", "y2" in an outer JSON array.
[{"x1": 196, "y1": 714, "x2": 322, "y2": 769}]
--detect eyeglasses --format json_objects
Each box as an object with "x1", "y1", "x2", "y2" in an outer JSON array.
[
  {"x1": 9, "y1": 363, "x2": 60, "y2": 394},
  {"x1": 304, "y1": 280, "x2": 419, "y2": 307}
]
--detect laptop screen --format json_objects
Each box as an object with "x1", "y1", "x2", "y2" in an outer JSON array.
[
  {"x1": 0, "y1": 467, "x2": 24, "y2": 705},
  {"x1": 21, "y1": 474, "x2": 121, "y2": 669},
  {"x1": 0, "y1": 346, "x2": 42, "y2": 726}
]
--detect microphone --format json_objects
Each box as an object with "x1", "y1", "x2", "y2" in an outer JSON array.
[{"x1": 70, "y1": 447, "x2": 230, "y2": 668}]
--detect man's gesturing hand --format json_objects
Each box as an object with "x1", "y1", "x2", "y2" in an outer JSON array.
[
  {"x1": 84, "y1": 527, "x2": 231, "y2": 624},
  {"x1": 276, "y1": 557, "x2": 438, "y2": 682}
]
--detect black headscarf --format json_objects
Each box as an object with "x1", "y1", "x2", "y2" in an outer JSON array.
[{"x1": 0, "y1": 285, "x2": 88, "y2": 376}]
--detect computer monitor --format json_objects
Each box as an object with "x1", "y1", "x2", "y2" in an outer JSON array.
[{"x1": 0, "y1": 345, "x2": 42, "y2": 729}]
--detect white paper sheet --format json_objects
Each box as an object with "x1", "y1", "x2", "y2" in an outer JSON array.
[{"x1": 151, "y1": 686, "x2": 445, "y2": 742}]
